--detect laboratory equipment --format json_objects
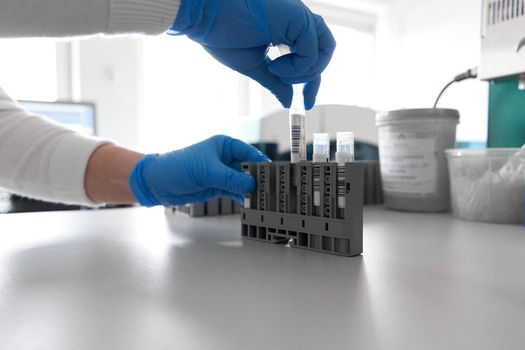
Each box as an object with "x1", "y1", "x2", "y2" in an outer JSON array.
[
  {"x1": 241, "y1": 161, "x2": 364, "y2": 257},
  {"x1": 312, "y1": 133, "x2": 330, "y2": 214},
  {"x1": 480, "y1": 0, "x2": 525, "y2": 147},
  {"x1": 277, "y1": 44, "x2": 307, "y2": 163},
  {"x1": 446, "y1": 147, "x2": 525, "y2": 224},
  {"x1": 376, "y1": 109, "x2": 459, "y2": 212},
  {"x1": 335, "y1": 132, "x2": 355, "y2": 164},
  {"x1": 289, "y1": 88, "x2": 307, "y2": 163},
  {"x1": 313, "y1": 133, "x2": 330, "y2": 162},
  {"x1": 335, "y1": 132, "x2": 355, "y2": 216},
  {"x1": 362, "y1": 160, "x2": 384, "y2": 205},
  {"x1": 169, "y1": 198, "x2": 242, "y2": 217}
]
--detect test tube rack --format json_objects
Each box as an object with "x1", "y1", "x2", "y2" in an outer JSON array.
[
  {"x1": 169, "y1": 198, "x2": 242, "y2": 217},
  {"x1": 241, "y1": 161, "x2": 365, "y2": 257},
  {"x1": 361, "y1": 160, "x2": 383, "y2": 205},
  {"x1": 167, "y1": 160, "x2": 381, "y2": 219}
]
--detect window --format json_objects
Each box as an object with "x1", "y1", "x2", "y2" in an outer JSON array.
[
  {"x1": 0, "y1": 38, "x2": 58, "y2": 101},
  {"x1": 315, "y1": 24, "x2": 375, "y2": 108},
  {"x1": 140, "y1": 35, "x2": 241, "y2": 153}
]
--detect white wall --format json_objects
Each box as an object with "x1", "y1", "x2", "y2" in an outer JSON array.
[
  {"x1": 373, "y1": 0, "x2": 488, "y2": 143},
  {"x1": 77, "y1": 36, "x2": 143, "y2": 150}
]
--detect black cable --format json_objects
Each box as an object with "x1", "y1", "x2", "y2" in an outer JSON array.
[
  {"x1": 433, "y1": 67, "x2": 478, "y2": 108},
  {"x1": 433, "y1": 80, "x2": 456, "y2": 109}
]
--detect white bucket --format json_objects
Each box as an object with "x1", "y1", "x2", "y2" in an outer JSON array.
[{"x1": 376, "y1": 109, "x2": 459, "y2": 212}]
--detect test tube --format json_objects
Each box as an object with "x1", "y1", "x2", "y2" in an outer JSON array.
[
  {"x1": 336, "y1": 132, "x2": 355, "y2": 215},
  {"x1": 336, "y1": 132, "x2": 355, "y2": 165},
  {"x1": 313, "y1": 133, "x2": 330, "y2": 212},
  {"x1": 289, "y1": 86, "x2": 306, "y2": 163},
  {"x1": 243, "y1": 168, "x2": 252, "y2": 209},
  {"x1": 277, "y1": 44, "x2": 307, "y2": 164},
  {"x1": 313, "y1": 133, "x2": 330, "y2": 162}
]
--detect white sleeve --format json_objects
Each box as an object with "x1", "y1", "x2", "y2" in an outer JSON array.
[
  {"x1": 0, "y1": 0, "x2": 181, "y2": 37},
  {"x1": 0, "y1": 88, "x2": 111, "y2": 205}
]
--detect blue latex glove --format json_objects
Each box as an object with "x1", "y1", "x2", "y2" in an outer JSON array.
[
  {"x1": 129, "y1": 135, "x2": 269, "y2": 207},
  {"x1": 168, "y1": 0, "x2": 336, "y2": 110}
]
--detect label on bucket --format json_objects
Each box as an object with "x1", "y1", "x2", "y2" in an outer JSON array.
[{"x1": 379, "y1": 131, "x2": 438, "y2": 195}]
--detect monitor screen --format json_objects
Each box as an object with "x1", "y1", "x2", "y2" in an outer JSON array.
[{"x1": 18, "y1": 100, "x2": 96, "y2": 136}]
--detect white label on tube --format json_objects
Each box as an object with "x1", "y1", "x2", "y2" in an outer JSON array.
[
  {"x1": 379, "y1": 131, "x2": 438, "y2": 195},
  {"x1": 290, "y1": 114, "x2": 306, "y2": 163}
]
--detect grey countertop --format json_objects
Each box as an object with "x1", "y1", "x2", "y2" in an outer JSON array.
[{"x1": 0, "y1": 206, "x2": 524, "y2": 350}]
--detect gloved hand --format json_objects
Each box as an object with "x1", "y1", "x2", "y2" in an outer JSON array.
[
  {"x1": 168, "y1": 0, "x2": 336, "y2": 110},
  {"x1": 129, "y1": 135, "x2": 269, "y2": 207}
]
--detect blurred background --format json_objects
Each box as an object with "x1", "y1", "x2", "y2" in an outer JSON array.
[{"x1": 0, "y1": 0, "x2": 488, "y2": 154}]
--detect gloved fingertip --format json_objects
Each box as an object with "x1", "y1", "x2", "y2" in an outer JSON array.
[
  {"x1": 249, "y1": 148, "x2": 271, "y2": 163},
  {"x1": 247, "y1": 61, "x2": 293, "y2": 109},
  {"x1": 303, "y1": 76, "x2": 321, "y2": 111},
  {"x1": 305, "y1": 98, "x2": 316, "y2": 111},
  {"x1": 233, "y1": 195, "x2": 245, "y2": 205},
  {"x1": 279, "y1": 95, "x2": 292, "y2": 109},
  {"x1": 230, "y1": 139, "x2": 271, "y2": 163},
  {"x1": 217, "y1": 166, "x2": 257, "y2": 195},
  {"x1": 239, "y1": 174, "x2": 256, "y2": 193},
  {"x1": 258, "y1": 154, "x2": 271, "y2": 162}
]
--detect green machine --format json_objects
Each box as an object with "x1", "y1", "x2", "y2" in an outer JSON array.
[
  {"x1": 488, "y1": 75, "x2": 525, "y2": 147},
  {"x1": 481, "y1": 0, "x2": 525, "y2": 147}
]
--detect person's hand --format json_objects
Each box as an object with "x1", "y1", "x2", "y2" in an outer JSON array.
[
  {"x1": 168, "y1": 0, "x2": 336, "y2": 110},
  {"x1": 129, "y1": 135, "x2": 269, "y2": 207}
]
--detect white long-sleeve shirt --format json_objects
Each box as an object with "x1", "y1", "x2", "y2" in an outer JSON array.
[{"x1": 0, "y1": 0, "x2": 181, "y2": 205}]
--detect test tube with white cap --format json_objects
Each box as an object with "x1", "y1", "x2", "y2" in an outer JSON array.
[
  {"x1": 289, "y1": 88, "x2": 306, "y2": 163},
  {"x1": 336, "y1": 132, "x2": 355, "y2": 216},
  {"x1": 313, "y1": 133, "x2": 330, "y2": 214},
  {"x1": 336, "y1": 132, "x2": 355, "y2": 164},
  {"x1": 313, "y1": 133, "x2": 330, "y2": 162},
  {"x1": 277, "y1": 44, "x2": 306, "y2": 163}
]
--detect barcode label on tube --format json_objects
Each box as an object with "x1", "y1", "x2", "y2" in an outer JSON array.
[
  {"x1": 291, "y1": 125, "x2": 301, "y2": 153},
  {"x1": 289, "y1": 113, "x2": 305, "y2": 162}
]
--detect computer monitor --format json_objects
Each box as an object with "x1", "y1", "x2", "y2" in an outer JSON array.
[{"x1": 18, "y1": 100, "x2": 97, "y2": 136}]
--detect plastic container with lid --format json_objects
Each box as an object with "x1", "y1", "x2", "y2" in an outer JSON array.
[
  {"x1": 376, "y1": 108, "x2": 460, "y2": 212},
  {"x1": 445, "y1": 147, "x2": 525, "y2": 224}
]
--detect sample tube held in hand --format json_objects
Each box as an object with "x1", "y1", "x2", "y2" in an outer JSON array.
[{"x1": 289, "y1": 87, "x2": 306, "y2": 163}]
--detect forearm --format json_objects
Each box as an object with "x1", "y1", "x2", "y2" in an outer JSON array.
[
  {"x1": 0, "y1": 0, "x2": 181, "y2": 37},
  {"x1": 0, "y1": 88, "x2": 110, "y2": 204},
  {"x1": 85, "y1": 144, "x2": 144, "y2": 204}
]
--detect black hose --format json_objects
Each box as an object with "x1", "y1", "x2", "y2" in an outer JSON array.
[
  {"x1": 433, "y1": 80, "x2": 456, "y2": 108},
  {"x1": 433, "y1": 68, "x2": 478, "y2": 109}
]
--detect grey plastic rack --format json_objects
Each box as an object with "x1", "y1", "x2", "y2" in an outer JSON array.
[
  {"x1": 170, "y1": 198, "x2": 242, "y2": 217},
  {"x1": 361, "y1": 160, "x2": 383, "y2": 205},
  {"x1": 241, "y1": 161, "x2": 365, "y2": 257},
  {"x1": 168, "y1": 160, "x2": 380, "y2": 219}
]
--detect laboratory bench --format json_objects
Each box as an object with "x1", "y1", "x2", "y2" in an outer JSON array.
[{"x1": 0, "y1": 206, "x2": 524, "y2": 350}]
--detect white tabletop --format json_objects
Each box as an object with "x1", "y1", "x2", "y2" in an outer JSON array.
[{"x1": 0, "y1": 207, "x2": 524, "y2": 350}]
